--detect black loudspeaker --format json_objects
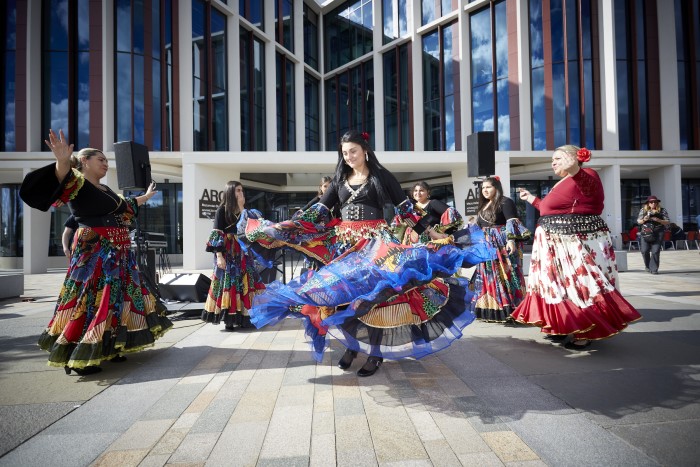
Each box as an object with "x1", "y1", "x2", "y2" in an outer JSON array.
[
  {"x1": 158, "y1": 273, "x2": 211, "y2": 302},
  {"x1": 114, "y1": 141, "x2": 151, "y2": 190},
  {"x1": 467, "y1": 131, "x2": 495, "y2": 177}
]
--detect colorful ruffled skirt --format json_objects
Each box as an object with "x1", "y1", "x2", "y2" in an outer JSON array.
[
  {"x1": 471, "y1": 225, "x2": 527, "y2": 322},
  {"x1": 510, "y1": 214, "x2": 641, "y2": 339},
  {"x1": 38, "y1": 226, "x2": 173, "y2": 369},
  {"x1": 246, "y1": 219, "x2": 496, "y2": 360},
  {"x1": 202, "y1": 232, "x2": 267, "y2": 327}
]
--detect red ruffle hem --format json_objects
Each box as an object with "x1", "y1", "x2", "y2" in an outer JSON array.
[{"x1": 511, "y1": 289, "x2": 642, "y2": 340}]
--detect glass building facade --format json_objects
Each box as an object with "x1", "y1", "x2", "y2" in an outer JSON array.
[{"x1": 1, "y1": 0, "x2": 699, "y2": 270}]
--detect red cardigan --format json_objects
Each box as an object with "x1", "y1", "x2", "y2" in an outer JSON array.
[{"x1": 531, "y1": 168, "x2": 604, "y2": 216}]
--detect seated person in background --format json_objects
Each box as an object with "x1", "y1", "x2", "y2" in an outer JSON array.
[{"x1": 668, "y1": 223, "x2": 685, "y2": 242}]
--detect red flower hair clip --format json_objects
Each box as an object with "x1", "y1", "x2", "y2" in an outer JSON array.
[
  {"x1": 493, "y1": 175, "x2": 501, "y2": 182},
  {"x1": 577, "y1": 148, "x2": 592, "y2": 163},
  {"x1": 361, "y1": 132, "x2": 370, "y2": 142}
]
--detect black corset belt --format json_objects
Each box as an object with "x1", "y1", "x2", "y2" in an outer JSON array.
[
  {"x1": 76, "y1": 214, "x2": 123, "y2": 228},
  {"x1": 341, "y1": 204, "x2": 382, "y2": 221}
]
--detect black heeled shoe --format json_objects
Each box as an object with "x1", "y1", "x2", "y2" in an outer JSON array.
[
  {"x1": 64, "y1": 365, "x2": 102, "y2": 376},
  {"x1": 564, "y1": 340, "x2": 592, "y2": 351},
  {"x1": 110, "y1": 355, "x2": 127, "y2": 363},
  {"x1": 337, "y1": 349, "x2": 357, "y2": 370},
  {"x1": 356, "y1": 356, "x2": 383, "y2": 377},
  {"x1": 544, "y1": 334, "x2": 568, "y2": 342}
]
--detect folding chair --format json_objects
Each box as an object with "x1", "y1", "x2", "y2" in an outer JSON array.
[{"x1": 621, "y1": 232, "x2": 639, "y2": 251}]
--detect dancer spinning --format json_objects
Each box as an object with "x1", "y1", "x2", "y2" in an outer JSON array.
[
  {"x1": 246, "y1": 130, "x2": 495, "y2": 376},
  {"x1": 201, "y1": 181, "x2": 267, "y2": 330},
  {"x1": 20, "y1": 129, "x2": 173, "y2": 375},
  {"x1": 471, "y1": 176, "x2": 530, "y2": 323},
  {"x1": 512, "y1": 146, "x2": 641, "y2": 349}
]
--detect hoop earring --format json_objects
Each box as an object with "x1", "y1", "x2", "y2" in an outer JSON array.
[{"x1": 365, "y1": 153, "x2": 369, "y2": 162}]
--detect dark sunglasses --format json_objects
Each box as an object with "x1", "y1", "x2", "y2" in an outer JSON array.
[{"x1": 649, "y1": 200, "x2": 659, "y2": 203}]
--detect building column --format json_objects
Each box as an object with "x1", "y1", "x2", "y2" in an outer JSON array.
[
  {"x1": 229, "y1": 9, "x2": 242, "y2": 152},
  {"x1": 182, "y1": 161, "x2": 240, "y2": 270},
  {"x1": 25, "y1": 0, "x2": 41, "y2": 151},
  {"x1": 102, "y1": 0, "x2": 115, "y2": 151},
  {"x1": 460, "y1": 2, "x2": 472, "y2": 150},
  {"x1": 598, "y1": 164, "x2": 622, "y2": 248},
  {"x1": 22, "y1": 168, "x2": 52, "y2": 274},
  {"x1": 598, "y1": 0, "x2": 619, "y2": 150},
  {"x1": 410, "y1": 0, "x2": 424, "y2": 151},
  {"x1": 517, "y1": 0, "x2": 532, "y2": 151},
  {"x1": 656, "y1": 0, "x2": 680, "y2": 150},
  {"x1": 293, "y1": 0, "x2": 305, "y2": 152},
  {"x1": 372, "y1": 0, "x2": 384, "y2": 151},
  {"x1": 265, "y1": 5, "x2": 277, "y2": 151},
  {"x1": 649, "y1": 165, "x2": 683, "y2": 228},
  {"x1": 178, "y1": 2, "x2": 193, "y2": 152}
]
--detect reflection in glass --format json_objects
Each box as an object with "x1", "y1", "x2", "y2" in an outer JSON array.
[
  {"x1": 0, "y1": 185, "x2": 22, "y2": 257},
  {"x1": 303, "y1": 5, "x2": 319, "y2": 70},
  {"x1": 305, "y1": 73, "x2": 320, "y2": 150},
  {"x1": 4, "y1": 0, "x2": 17, "y2": 151},
  {"x1": 324, "y1": 1, "x2": 373, "y2": 72}
]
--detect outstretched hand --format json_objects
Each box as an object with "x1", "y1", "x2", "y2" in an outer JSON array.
[{"x1": 45, "y1": 129, "x2": 74, "y2": 164}]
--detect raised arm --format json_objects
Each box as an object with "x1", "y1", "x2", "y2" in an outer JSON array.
[{"x1": 44, "y1": 129, "x2": 74, "y2": 182}]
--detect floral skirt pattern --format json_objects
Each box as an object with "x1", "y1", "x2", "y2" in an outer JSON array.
[
  {"x1": 38, "y1": 226, "x2": 173, "y2": 369},
  {"x1": 511, "y1": 215, "x2": 641, "y2": 339},
  {"x1": 471, "y1": 225, "x2": 526, "y2": 322},
  {"x1": 202, "y1": 233, "x2": 266, "y2": 327}
]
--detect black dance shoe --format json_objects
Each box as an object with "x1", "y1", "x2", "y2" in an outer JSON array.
[
  {"x1": 110, "y1": 355, "x2": 127, "y2": 363},
  {"x1": 564, "y1": 340, "x2": 592, "y2": 351},
  {"x1": 337, "y1": 349, "x2": 357, "y2": 370},
  {"x1": 65, "y1": 365, "x2": 102, "y2": 376},
  {"x1": 356, "y1": 356, "x2": 383, "y2": 377},
  {"x1": 544, "y1": 334, "x2": 568, "y2": 342}
]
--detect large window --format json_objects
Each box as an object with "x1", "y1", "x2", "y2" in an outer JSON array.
[
  {"x1": 615, "y1": 0, "x2": 660, "y2": 150},
  {"x1": 276, "y1": 53, "x2": 295, "y2": 151},
  {"x1": 325, "y1": 60, "x2": 374, "y2": 150},
  {"x1": 192, "y1": 0, "x2": 228, "y2": 151},
  {"x1": 470, "y1": 2, "x2": 510, "y2": 150},
  {"x1": 0, "y1": 185, "x2": 22, "y2": 257},
  {"x1": 423, "y1": 21, "x2": 460, "y2": 151},
  {"x1": 382, "y1": 0, "x2": 408, "y2": 44},
  {"x1": 303, "y1": 4, "x2": 319, "y2": 70},
  {"x1": 240, "y1": 0, "x2": 264, "y2": 31},
  {"x1": 275, "y1": 0, "x2": 294, "y2": 52},
  {"x1": 2, "y1": 0, "x2": 17, "y2": 151},
  {"x1": 324, "y1": 0, "x2": 373, "y2": 72},
  {"x1": 125, "y1": 183, "x2": 184, "y2": 254},
  {"x1": 240, "y1": 28, "x2": 266, "y2": 150},
  {"x1": 42, "y1": 0, "x2": 92, "y2": 150},
  {"x1": 422, "y1": 0, "x2": 457, "y2": 25},
  {"x1": 675, "y1": 0, "x2": 700, "y2": 150},
  {"x1": 116, "y1": 0, "x2": 173, "y2": 150},
  {"x1": 383, "y1": 43, "x2": 412, "y2": 150},
  {"x1": 304, "y1": 73, "x2": 320, "y2": 150},
  {"x1": 529, "y1": 0, "x2": 598, "y2": 150}
]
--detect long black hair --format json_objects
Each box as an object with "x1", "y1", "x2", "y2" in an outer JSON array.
[
  {"x1": 334, "y1": 130, "x2": 392, "y2": 207},
  {"x1": 477, "y1": 176, "x2": 504, "y2": 223},
  {"x1": 220, "y1": 180, "x2": 243, "y2": 226}
]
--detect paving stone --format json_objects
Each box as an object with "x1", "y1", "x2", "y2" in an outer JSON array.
[
  {"x1": 150, "y1": 427, "x2": 188, "y2": 455},
  {"x1": 275, "y1": 383, "x2": 315, "y2": 407},
  {"x1": 407, "y1": 411, "x2": 444, "y2": 442},
  {"x1": 310, "y1": 433, "x2": 336, "y2": 467},
  {"x1": 168, "y1": 432, "x2": 218, "y2": 464},
  {"x1": 421, "y1": 439, "x2": 461, "y2": 466},
  {"x1": 140, "y1": 383, "x2": 206, "y2": 420},
  {"x1": 313, "y1": 388, "x2": 334, "y2": 413},
  {"x1": 189, "y1": 398, "x2": 238, "y2": 433},
  {"x1": 431, "y1": 412, "x2": 490, "y2": 455},
  {"x1": 136, "y1": 453, "x2": 170, "y2": 467},
  {"x1": 311, "y1": 410, "x2": 336, "y2": 436},
  {"x1": 334, "y1": 414, "x2": 372, "y2": 453},
  {"x1": 206, "y1": 420, "x2": 268, "y2": 467},
  {"x1": 228, "y1": 390, "x2": 278, "y2": 423},
  {"x1": 260, "y1": 404, "x2": 313, "y2": 459},
  {"x1": 334, "y1": 395, "x2": 366, "y2": 416},
  {"x1": 481, "y1": 431, "x2": 540, "y2": 463},
  {"x1": 92, "y1": 448, "x2": 148, "y2": 467},
  {"x1": 456, "y1": 451, "x2": 506, "y2": 466},
  {"x1": 106, "y1": 419, "x2": 174, "y2": 451},
  {"x1": 0, "y1": 402, "x2": 76, "y2": 457},
  {"x1": 256, "y1": 456, "x2": 309, "y2": 467}
]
